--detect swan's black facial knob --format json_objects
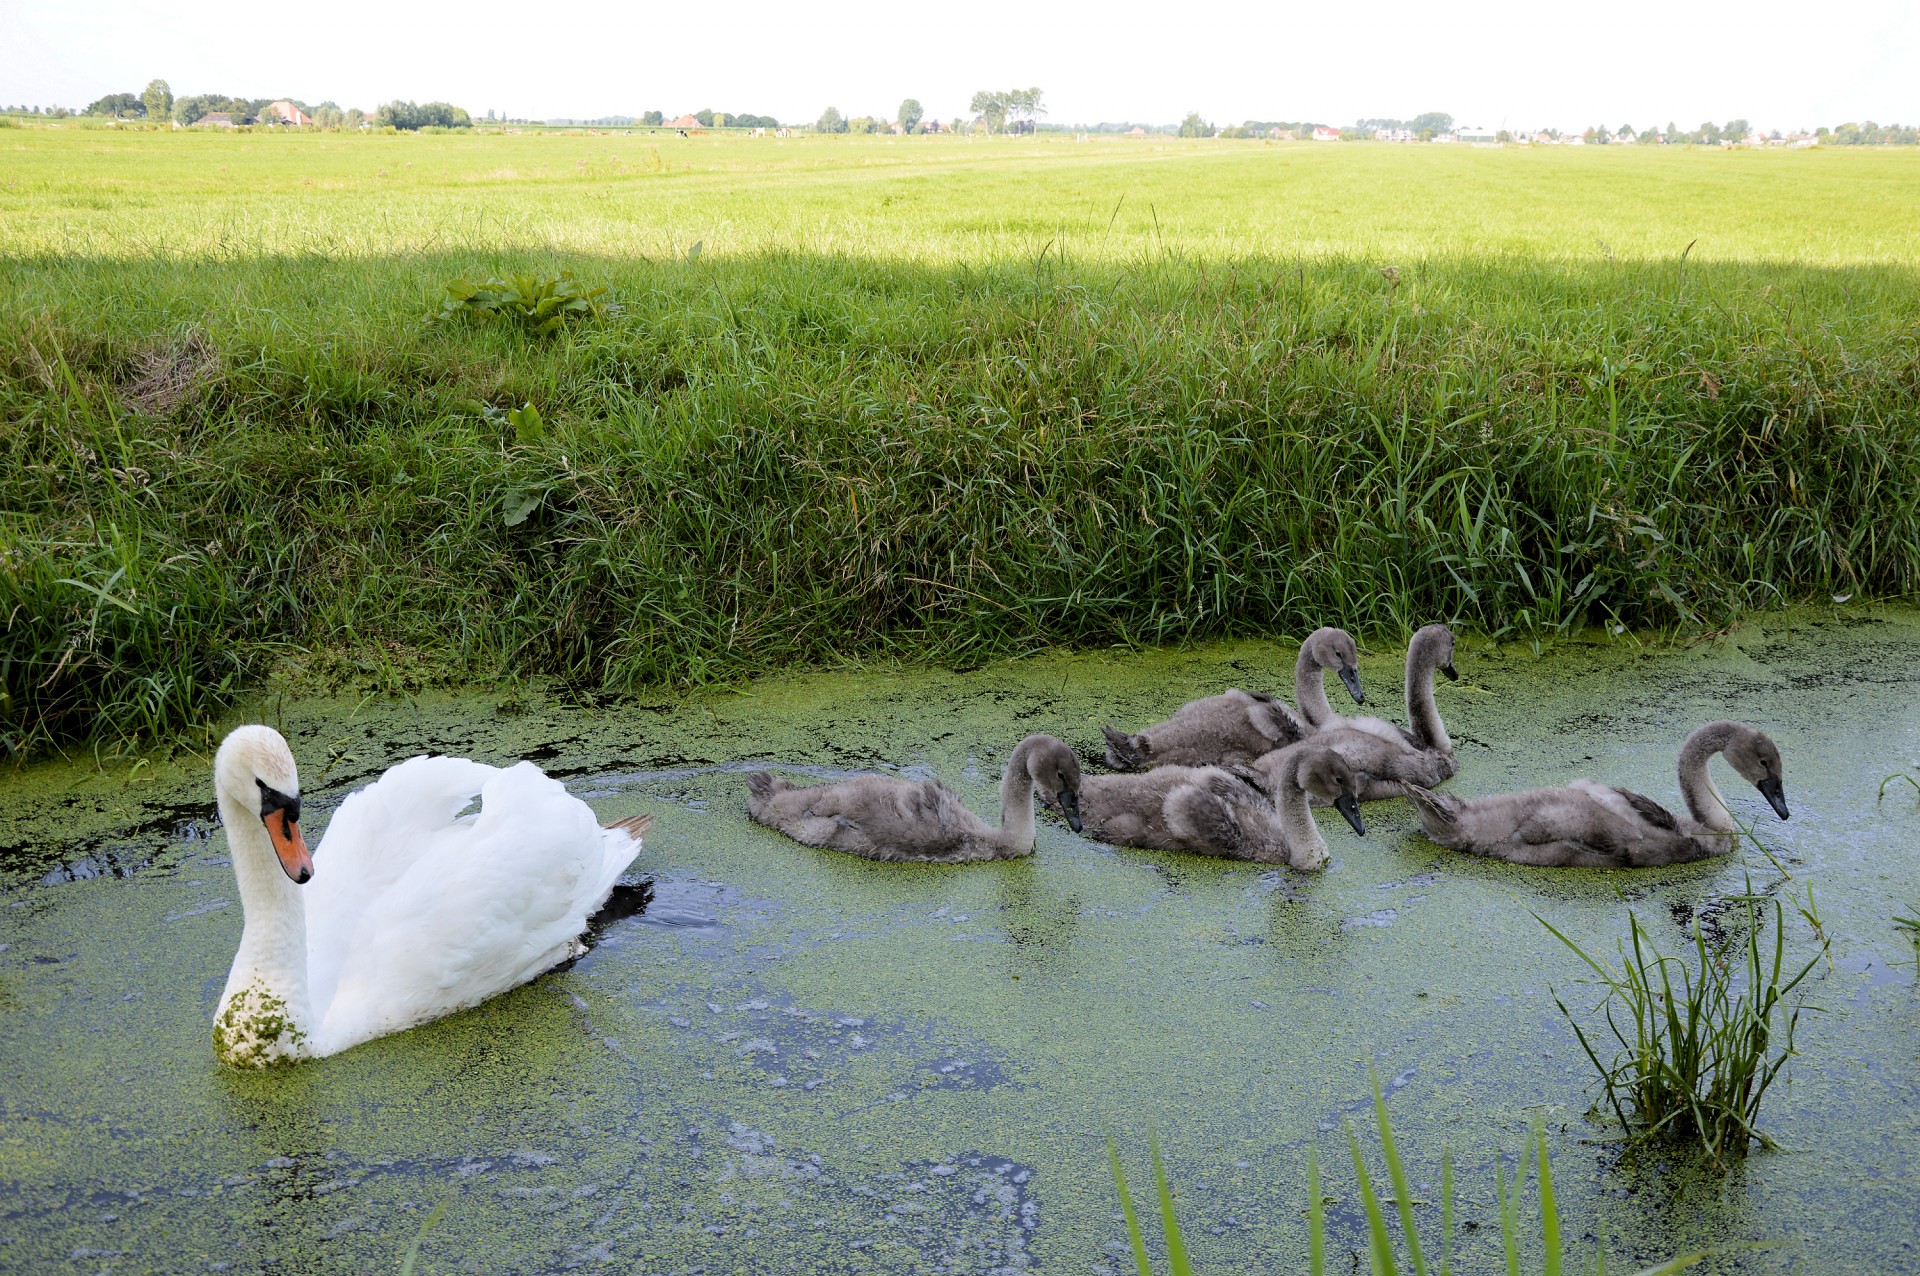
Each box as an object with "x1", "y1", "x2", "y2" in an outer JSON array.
[
  {"x1": 1339, "y1": 665, "x2": 1366, "y2": 704},
  {"x1": 1440, "y1": 662, "x2": 1460, "y2": 682},
  {"x1": 1755, "y1": 776, "x2": 1789, "y2": 820},
  {"x1": 1056, "y1": 788, "x2": 1083, "y2": 833},
  {"x1": 1334, "y1": 792, "x2": 1366, "y2": 836}
]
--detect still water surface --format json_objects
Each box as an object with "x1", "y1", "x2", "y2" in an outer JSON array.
[{"x1": 2, "y1": 612, "x2": 1916, "y2": 1273}]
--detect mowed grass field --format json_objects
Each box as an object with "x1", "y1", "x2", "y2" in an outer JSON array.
[{"x1": 4, "y1": 128, "x2": 1919, "y2": 754}]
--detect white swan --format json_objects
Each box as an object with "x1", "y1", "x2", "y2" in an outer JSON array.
[{"x1": 211, "y1": 724, "x2": 650, "y2": 1066}]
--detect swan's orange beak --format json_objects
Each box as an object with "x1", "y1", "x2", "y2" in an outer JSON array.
[{"x1": 265, "y1": 808, "x2": 312, "y2": 884}]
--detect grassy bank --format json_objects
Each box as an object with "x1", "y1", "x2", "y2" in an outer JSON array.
[{"x1": 4, "y1": 132, "x2": 1918, "y2": 755}]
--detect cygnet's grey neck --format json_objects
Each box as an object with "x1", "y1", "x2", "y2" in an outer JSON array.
[
  {"x1": 1405, "y1": 634, "x2": 1452, "y2": 753},
  {"x1": 1270, "y1": 749, "x2": 1328, "y2": 862},
  {"x1": 995, "y1": 736, "x2": 1044, "y2": 852},
  {"x1": 1676, "y1": 721, "x2": 1742, "y2": 833},
  {"x1": 1296, "y1": 644, "x2": 1337, "y2": 728}
]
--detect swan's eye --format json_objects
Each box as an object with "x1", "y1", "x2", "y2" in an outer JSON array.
[{"x1": 256, "y1": 778, "x2": 302, "y2": 825}]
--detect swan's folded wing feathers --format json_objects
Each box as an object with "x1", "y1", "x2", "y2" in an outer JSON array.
[
  {"x1": 314, "y1": 761, "x2": 626, "y2": 1053},
  {"x1": 1506, "y1": 794, "x2": 1641, "y2": 860},
  {"x1": 307, "y1": 756, "x2": 499, "y2": 897},
  {"x1": 1611, "y1": 787, "x2": 1681, "y2": 832}
]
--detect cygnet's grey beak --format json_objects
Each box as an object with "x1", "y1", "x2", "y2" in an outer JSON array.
[
  {"x1": 1756, "y1": 776, "x2": 1789, "y2": 820},
  {"x1": 1058, "y1": 788, "x2": 1083, "y2": 833},
  {"x1": 1334, "y1": 793, "x2": 1366, "y2": 836},
  {"x1": 1440, "y1": 662, "x2": 1460, "y2": 682},
  {"x1": 1339, "y1": 665, "x2": 1365, "y2": 704}
]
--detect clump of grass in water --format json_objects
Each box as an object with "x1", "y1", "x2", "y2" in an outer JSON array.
[
  {"x1": 1894, "y1": 910, "x2": 1920, "y2": 967},
  {"x1": 1109, "y1": 1070, "x2": 1707, "y2": 1274},
  {"x1": 1540, "y1": 888, "x2": 1825, "y2": 1166}
]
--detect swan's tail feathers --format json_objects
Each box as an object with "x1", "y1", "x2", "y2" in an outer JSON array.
[
  {"x1": 1101, "y1": 726, "x2": 1147, "y2": 771},
  {"x1": 586, "y1": 810, "x2": 651, "y2": 916},
  {"x1": 1399, "y1": 781, "x2": 1463, "y2": 844},
  {"x1": 603, "y1": 813, "x2": 653, "y2": 840},
  {"x1": 745, "y1": 772, "x2": 790, "y2": 823},
  {"x1": 1247, "y1": 698, "x2": 1308, "y2": 749}
]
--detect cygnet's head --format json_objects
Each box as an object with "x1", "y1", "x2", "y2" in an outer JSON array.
[
  {"x1": 1306, "y1": 627, "x2": 1365, "y2": 704},
  {"x1": 1414, "y1": 622, "x2": 1460, "y2": 681},
  {"x1": 214, "y1": 724, "x2": 312, "y2": 883},
  {"x1": 1022, "y1": 735, "x2": 1084, "y2": 833},
  {"x1": 1294, "y1": 744, "x2": 1366, "y2": 837},
  {"x1": 1719, "y1": 722, "x2": 1788, "y2": 820}
]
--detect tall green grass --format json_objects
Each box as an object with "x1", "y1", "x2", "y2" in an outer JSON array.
[
  {"x1": 5, "y1": 134, "x2": 1919, "y2": 753},
  {"x1": 1109, "y1": 1071, "x2": 1709, "y2": 1275},
  {"x1": 1541, "y1": 891, "x2": 1825, "y2": 1166}
]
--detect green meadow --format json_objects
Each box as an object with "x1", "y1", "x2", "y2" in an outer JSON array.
[{"x1": 4, "y1": 128, "x2": 1919, "y2": 754}]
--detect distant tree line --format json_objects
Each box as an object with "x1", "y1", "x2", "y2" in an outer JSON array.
[
  {"x1": 36, "y1": 88, "x2": 1920, "y2": 147},
  {"x1": 811, "y1": 100, "x2": 938, "y2": 135},
  {"x1": 690, "y1": 109, "x2": 780, "y2": 129},
  {"x1": 1816, "y1": 121, "x2": 1919, "y2": 145},
  {"x1": 1356, "y1": 112, "x2": 1456, "y2": 139},
  {"x1": 374, "y1": 101, "x2": 472, "y2": 130},
  {"x1": 968, "y1": 88, "x2": 1046, "y2": 133},
  {"x1": 68, "y1": 77, "x2": 470, "y2": 130}
]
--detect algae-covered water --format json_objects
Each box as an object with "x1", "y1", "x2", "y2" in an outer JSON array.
[{"x1": 3, "y1": 612, "x2": 1918, "y2": 1274}]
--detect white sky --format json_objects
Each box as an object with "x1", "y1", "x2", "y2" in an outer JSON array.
[{"x1": 1, "y1": 0, "x2": 1913, "y2": 132}]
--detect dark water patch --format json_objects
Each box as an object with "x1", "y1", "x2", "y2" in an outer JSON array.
[{"x1": 1, "y1": 799, "x2": 214, "y2": 887}]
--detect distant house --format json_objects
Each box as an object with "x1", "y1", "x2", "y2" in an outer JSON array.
[
  {"x1": 1374, "y1": 127, "x2": 1414, "y2": 143},
  {"x1": 1311, "y1": 125, "x2": 1340, "y2": 142},
  {"x1": 667, "y1": 113, "x2": 702, "y2": 130},
  {"x1": 1271, "y1": 127, "x2": 1296, "y2": 140},
  {"x1": 1457, "y1": 125, "x2": 1498, "y2": 145},
  {"x1": 1128, "y1": 126, "x2": 1147, "y2": 137},
  {"x1": 263, "y1": 100, "x2": 311, "y2": 127},
  {"x1": 196, "y1": 112, "x2": 237, "y2": 128},
  {"x1": 1533, "y1": 131, "x2": 1555, "y2": 145}
]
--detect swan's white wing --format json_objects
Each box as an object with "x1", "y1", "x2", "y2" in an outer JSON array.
[
  {"x1": 309, "y1": 761, "x2": 643, "y2": 1054},
  {"x1": 302, "y1": 756, "x2": 501, "y2": 1009},
  {"x1": 306, "y1": 755, "x2": 502, "y2": 910}
]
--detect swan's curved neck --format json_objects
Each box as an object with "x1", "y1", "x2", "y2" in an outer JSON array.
[
  {"x1": 1405, "y1": 638, "x2": 1451, "y2": 753},
  {"x1": 1273, "y1": 751, "x2": 1330, "y2": 865},
  {"x1": 995, "y1": 738, "x2": 1041, "y2": 853},
  {"x1": 1676, "y1": 724, "x2": 1738, "y2": 834},
  {"x1": 1295, "y1": 646, "x2": 1335, "y2": 728},
  {"x1": 216, "y1": 790, "x2": 314, "y2": 1064}
]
